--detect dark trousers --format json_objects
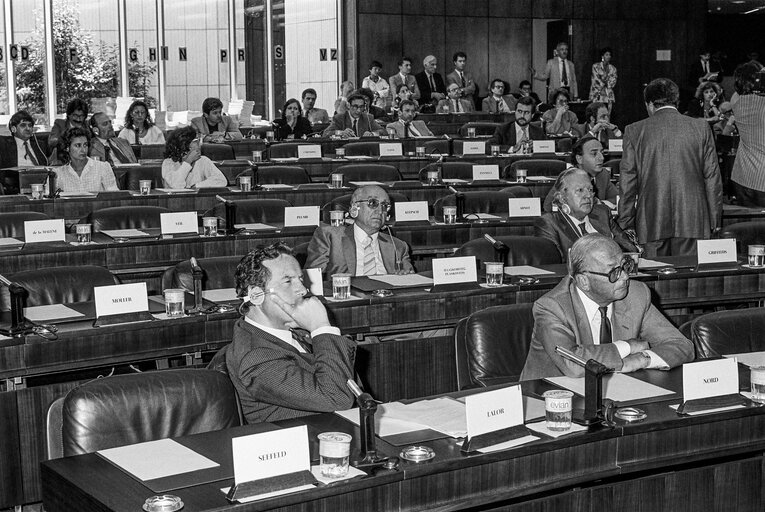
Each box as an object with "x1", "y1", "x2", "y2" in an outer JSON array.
[
  {"x1": 733, "y1": 181, "x2": 765, "y2": 208},
  {"x1": 643, "y1": 237, "x2": 699, "y2": 258}
]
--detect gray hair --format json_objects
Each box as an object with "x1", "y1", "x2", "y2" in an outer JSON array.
[
  {"x1": 568, "y1": 233, "x2": 620, "y2": 276},
  {"x1": 552, "y1": 167, "x2": 588, "y2": 208}
]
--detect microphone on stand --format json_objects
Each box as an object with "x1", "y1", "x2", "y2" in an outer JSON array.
[
  {"x1": 484, "y1": 233, "x2": 510, "y2": 266},
  {"x1": 448, "y1": 186, "x2": 465, "y2": 222}
]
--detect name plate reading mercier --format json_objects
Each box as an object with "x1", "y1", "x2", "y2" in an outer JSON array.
[
  {"x1": 696, "y1": 238, "x2": 737, "y2": 265},
  {"x1": 284, "y1": 206, "x2": 320, "y2": 227},
  {"x1": 432, "y1": 256, "x2": 478, "y2": 286},
  {"x1": 93, "y1": 283, "x2": 150, "y2": 318},
  {"x1": 394, "y1": 201, "x2": 429, "y2": 222},
  {"x1": 232, "y1": 425, "x2": 310, "y2": 484},
  {"x1": 24, "y1": 218, "x2": 66, "y2": 243}
]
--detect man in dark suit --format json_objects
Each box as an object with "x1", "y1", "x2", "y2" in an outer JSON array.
[
  {"x1": 688, "y1": 48, "x2": 723, "y2": 88},
  {"x1": 386, "y1": 100, "x2": 434, "y2": 138},
  {"x1": 322, "y1": 93, "x2": 385, "y2": 138},
  {"x1": 520, "y1": 234, "x2": 694, "y2": 381},
  {"x1": 306, "y1": 185, "x2": 414, "y2": 275},
  {"x1": 618, "y1": 78, "x2": 722, "y2": 257},
  {"x1": 0, "y1": 111, "x2": 49, "y2": 169},
  {"x1": 226, "y1": 243, "x2": 357, "y2": 424},
  {"x1": 88, "y1": 112, "x2": 138, "y2": 164},
  {"x1": 414, "y1": 55, "x2": 446, "y2": 107},
  {"x1": 445, "y1": 51, "x2": 477, "y2": 103},
  {"x1": 486, "y1": 96, "x2": 545, "y2": 151}
]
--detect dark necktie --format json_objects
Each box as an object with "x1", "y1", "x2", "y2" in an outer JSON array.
[
  {"x1": 404, "y1": 122, "x2": 411, "y2": 138},
  {"x1": 108, "y1": 139, "x2": 129, "y2": 163},
  {"x1": 429, "y1": 74, "x2": 435, "y2": 92},
  {"x1": 23, "y1": 141, "x2": 38, "y2": 165},
  {"x1": 578, "y1": 222, "x2": 588, "y2": 236},
  {"x1": 460, "y1": 73, "x2": 466, "y2": 88},
  {"x1": 496, "y1": 99, "x2": 501, "y2": 112},
  {"x1": 352, "y1": 118, "x2": 358, "y2": 136},
  {"x1": 454, "y1": 99, "x2": 461, "y2": 112},
  {"x1": 561, "y1": 59, "x2": 568, "y2": 86},
  {"x1": 291, "y1": 329, "x2": 313, "y2": 353},
  {"x1": 598, "y1": 306, "x2": 612, "y2": 344}
]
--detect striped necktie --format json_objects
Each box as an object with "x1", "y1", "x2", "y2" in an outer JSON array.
[
  {"x1": 23, "y1": 141, "x2": 38, "y2": 165},
  {"x1": 362, "y1": 237, "x2": 377, "y2": 275}
]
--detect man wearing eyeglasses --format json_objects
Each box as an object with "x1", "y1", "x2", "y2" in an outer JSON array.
[
  {"x1": 322, "y1": 93, "x2": 385, "y2": 138},
  {"x1": 520, "y1": 234, "x2": 693, "y2": 380},
  {"x1": 306, "y1": 185, "x2": 414, "y2": 276},
  {"x1": 481, "y1": 79, "x2": 517, "y2": 114}
]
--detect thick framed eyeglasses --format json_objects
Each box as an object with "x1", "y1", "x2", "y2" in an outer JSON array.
[
  {"x1": 582, "y1": 257, "x2": 635, "y2": 283},
  {"x1": 353, "y1": 198, "x2": 391, "y2": 211}
]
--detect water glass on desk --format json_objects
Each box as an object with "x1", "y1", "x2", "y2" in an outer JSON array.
[
  {"x1": 330, "y1": 173, "x2": 344, "y2": 188},
  {"x1": 467, "y1": 127, "x2": 476, "y2": 138},
  {"x1": 139, "y1": 180, "x2": 152, "y2": 196},
  {"x1": 491, "y1": 145, "x2": 500, "y2": 157},
  {"x1": 426, "y1": 170, "x2": 439, "y2": 186},
  {"x1": 335, "y1": 147, "x2": 346, "y2": 158},
  {"x1": 266, "y1": 131, "x2": 274, "y2": 142},
  {"x1": 516, "y1": 169, "x2": 527, "y2": 183},
  {"x1": 751, "y1": 366, "x2": 765, "y2": 403},
  {"x1": 75, "y1": 223, "x2": 91, "y2": 244},
  {"x1": 443, "y1": 206, "x2": 457, "y2": 224},
  {"x1": 748, "y1": 245, "x2": 765, "y2": 267},
  {"x1": 317, "y1": 432, "x2": 351, "y2": 478},
  {"x1": 331, "y1": 273, "x2": 351, "y2": 300},
  {"x1": 164, "y1": 289, "x2": 185, "y2": 317},
  {"x1": 415, "y1": 146, "x2": 425, "y2": 157},
  {"x1": 251, "y1": 150, "x2": 263, "y2": 163},
  {"x1": 202, "y1": 216, "x2": 218, "y2": 236},
  {"x1": 543, "y1": 390, "x2": 573, "y2": 431},
  {"x1": 330, "y1": 210, "x2": 345, "y2": 227},
  {"x1": 31, "y1": 183, "x2": 44, "y2": 200},
  {"x1": 485, "y1": 262, "x2": 504, "y2": 286},
  {"x1": 239, "y1": 175, "x2": 252, "y2": 192}
]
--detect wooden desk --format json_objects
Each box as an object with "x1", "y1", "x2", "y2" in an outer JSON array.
[{"x1": 40, "y1": 370, "x2": 765, "y2": 511}]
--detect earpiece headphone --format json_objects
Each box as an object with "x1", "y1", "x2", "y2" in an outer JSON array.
[
  {"x1": 349, "y1": 205, "x2": 359, "y2": 218},
  {"x1": 248, "y1": 286, "x2": 265, "y2": 306},
  {"x1": 559, "y1": 202, "x2": 571, "y2": 215},
  {"x1": 10, "y1": 126, "x2": 16, "y2": 133}
]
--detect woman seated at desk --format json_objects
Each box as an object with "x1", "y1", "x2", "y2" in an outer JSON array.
[
  {"x1": 272, "y1": 98, "x2": 313, "y2": 140},
  {"x1": 54, "y1": 126, "x2": 119, "y2": 193},
  {"x1": 118, "y1": 99, "x2": 166, "y2": 144},
  {"x1": 543, "y1": 88, "x2": 580, "y2": 137},
  {"x1": 161, "y1": 126, "x2": 228, "y2": 189}
]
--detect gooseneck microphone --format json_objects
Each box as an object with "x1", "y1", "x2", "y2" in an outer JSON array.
[
  {"x1": 484, "y1": 233, "x2": 510, "y2": 266},
  {"x1": 448, "y1": 186, "x2": 466, "y2": 222}
]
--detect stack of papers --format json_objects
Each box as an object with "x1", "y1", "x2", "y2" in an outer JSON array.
[
  {"x1": 336, "y1": 397, "x2": 467, "y2": 438},
  {"x1": 545, "y1": 373, "x2": 675, "y2": 403},
  {"x1": 102, "y1": 229, "x2": 151, "y2": 239},
  {"x1": 504, "y1": 265, "x2": 555, "y2": 276},
  {"x1": 724, "y1": 352, "x2": 765, "y2": 367},
  {"x1": 99, "y1": 438, "x2": 219, "y2": 481},
  {"x1": 24, "y1": 304, "x2": 84, "y2": 322},
  {"x1": 368, "y1": 274, "x2": 434, "y2": 287}
]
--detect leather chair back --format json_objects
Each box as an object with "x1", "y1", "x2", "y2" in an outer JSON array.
[
  {"x1": 555, "y1": 137, "x2": 574, "y2": 153},
  {"x1": 433, "y1": 191, "x2": 514, "y2": 220},
  {"x1": 268, "y1": 142, "x2": 309, "y2": 159},
  {"x1": 603, "y1": 158, "x2": 621, "y2": 175},
  {"x1": 0, "y1": 211, "x2": 50, "y2": 237},
  {"x1": 256, "y1": 166, "x2": 311, "y2": 185},
  {"x1": 1, "y1": 265, "x2": 119, "y2": 310},
  {"x1": 418, "y1": 161, "x2": 476, "y2": 182},
  {"x1": 321, "y1": 192, "x2": 409, "y2": 223},
  {"x1": 137, "y1": 144, "x2": 166, "y2": 160},
  {"x1": 162, "y1": 255, "x2": 242, "y2": 292},
  {"x1": 455, "y1": 303, "x2": 535, "y2": 389},
  {"x1": 720, "y1": 221, "x2": 765, "y2": 255},
  {"x1": 343, "y1": 141, "x2": 381, "y2": 157},
  {"x1": 454, "y1": 235, "x2": 562, "y2": 268},
  {"x1": 688, "y1": 308, "x2": 765, "y2": 358},
  {"x1": 421, "y1": 139, "x2": 451, "y2": 156},
  {"x1": 201, "y1": 143, "x2": 234, "y2": 161},
  {"x1": 499, "y1": 186, "x2": 533, "y2": 198},
  {"x1": 458, "y1": 122, "x2": 501, "y2": 137},
  {"x1": 504, "y1": 159, "x2": 567, "y2": 180},
  {"x1": 203, "y1": 198, "x2": 292, "y2": 226},
  {"x1": 119, "y1": 165, "x2": 163, "y2": 190},
  {"x1": 60, "y1": 369, "x2": 241, "y2": 456},
  {"x1": 88, "y1": 205, "x2": 172, "y2": 231},
  {"x1": 332, "y1": 164, "x2": 402, "y2": 182}
]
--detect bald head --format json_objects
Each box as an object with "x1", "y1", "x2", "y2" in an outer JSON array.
[
  {"x1": 568, "y1": 234, "x2": 620, "y2": 277},
  {"x1": 350, "y1": 185, "x2": 390, "y2": 235}
]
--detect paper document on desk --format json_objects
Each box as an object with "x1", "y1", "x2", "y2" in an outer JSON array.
[
  {"x1": 0, "y1": 237, "x2": 23, "y2": 247},
  {"x1": 638, "y1": 258, "x2": 671, "y2": 270},
  {"x1": 385, "y1": 397, "x2": 468, "y2": 438},
  {"x1": 476, "y1": 435, "x2": 539, "y2": 453},
  {"x1": 98, "y1": 438, "x2": 219, "y2": 481},
  {"x1": 545, "y1": 373, "x2": 674, "y2": 403},
  {"x1": 524, "y1": 176, "x2": 554, "y2": 182},
  {"x1": 724, "y1": 352, "x2": 765, "y2": 368},
  {"x1": 261, "y1": 184, "x2": 295, "y2": 190},
  {"x1": 235, "y1": 223, "x2": 277, "y2": 230},
  {"x1": 24, "y1": 304, "x2": 85, "y2": 322},
  {"x1": 504, "y1": 265, "x2": 556, "y2": 276},
  {"x1": 335, "y1": 404, "x2": 431, "y2": 436},
  {"x1": 59, "y1": 191, "x2": 96, "y2": 198},
  {"x1": 201, "y1": 288, "x2": 238, "y2": 302},
  {"x1": 102, "y1": 229, "x2": 151, "y2": 238},
  {"x1": 473, "y1": 213, "x2": 500, "y2": 220},
  {"x1": 367, "y1": 274, "x2": 434, "y2": 287}
]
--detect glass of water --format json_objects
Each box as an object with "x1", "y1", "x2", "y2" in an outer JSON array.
[
  {"x1": 485, "y1": 262, "x2": 504, "y2": 286},
  {"x1": 331, "y1": 273, "x2": 351, "y2": 300},
  {"x1": 543, "y1": 390, "x2": 573, "y2": 431},
  {"x1": 443, "y1": 206, "x2": 457, "y2": 224},
  {"x1": 163, "y1": 289, "x2": 185, "y2": 317},
  {"x1": 317, "y1": 432, "x2": 351, "y2": 478},
  {"x1": 76, "y1": 223, "x2": 92, "y2": 244}
]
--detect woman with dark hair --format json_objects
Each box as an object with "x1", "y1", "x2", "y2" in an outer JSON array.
[
  {"x1": 118, "y1": 100, "x2": 165, "y2": 144},
  {"x1": 272, "y1": 98, "x2": 313, "y2": 140},
  {"x1": 54, "y1": 126, "x2": 118, "y2": 193},
  {"x1": 730, "y1": 63, "x2": 765, "y2": 207},
  {"x1": 543, "y1": 88, "x2": 578, "y2": 136},
  {"x1": 589, "y1": 47, "x2": 617, "y2": 113},
  {"x1": 161, "y1": 126, "x2": 227, "y2": 189},
  {"x1": 49, "y1": 98, "x2": 88, "y2": 149},
  {"x1": 686, "y1": 81, "x2": 723, "y2": 123}
]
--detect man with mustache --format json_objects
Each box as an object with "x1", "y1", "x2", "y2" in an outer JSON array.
[{"x1": 486, "y1": 96, "x2": 545, "y2": 152}]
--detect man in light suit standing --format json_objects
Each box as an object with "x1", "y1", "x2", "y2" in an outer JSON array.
[
  {"x1": 388, "y1": 57, "x2": 421, "y2": 102},
  {"x1": 446, "y1": 51, "x2": 477, "y2": 105},
  {"x1": 618, "y1": 78, "x2": 722, "y2": 257},
  {"x1": 532, "y1": 41, "x2": 578, "y2": 100},
  {"x1": 520, "y1": 234, "x2": 694, "y2": 381},
  {"x1": 386, "y1": 100, "x2": 433, "y2": 138}
]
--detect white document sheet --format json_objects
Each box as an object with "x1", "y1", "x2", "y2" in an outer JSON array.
[
  {"x1": 545, "y1": 373, "x2": 674, "y2": 403},
  {"x1": 261, "y1": 184, "x2": 295, "y2": 190},
  {"x1": 638, "y1": 258, "x2": 672, "y2": 270},
  {"x1": 235, "y1": 223, "x2": 277, "y2": 230},
  {"x1": 504, "y1": 266, "x2": 556, "y2": 276},
  {"x1": 367, "y1": 274, "x2": 434, "y2": 287},
  {"x1": 98, "y1": 438, "x2": 218, "y2": 481},
  {"x1": 724, "y1": 352, "x2": 765, "y2": 368},
  {"x1": 348, "y1": 180, "x2": 384, "y2": 186},
  {"x1": 0, "y1": 238, "x2": 23, "y2": 246},
  {"x1": 473, "y1": 213, "x2": 500, "y2": 220},
  {"x1": 102, "y1": 229, "x2": 150, "y2": 238},
  {"x1": 335, "y1": 403, "x2": 432, "y2": 437},
  {"x1": 155, "y1": 188, "x2": 198, "y2": 194},
  {"x1": 524, "y1": 176, "x2": 554, "y2": 182},
  {"x1": 24, "y1": 304, "x2": 85, "y2": 322},
  {"x1": 201, "y1": 288, "x2": 239, "y2": 302},
  {"x1": 385, "y1": 397, "x2": 467, "y2": 438},
  {"x1": 59, "y1": 191, "x2": 96, "y2": 198},
  {"x1": 476, "y1": 435, "x2": 539, "y2": 453}
]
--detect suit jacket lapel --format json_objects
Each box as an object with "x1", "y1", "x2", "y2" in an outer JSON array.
[
  {"x1": 568, "y1": 278, "x2": 594, "y2": 346},
  {"x1": 588, "y1": 207, "x2": 610, "y2": 235},
  {"x1": 557, "y1": 212, "x2": 582, "y2": 243},
  {"x1": 378, "y1": 230, "x2": 395, "y2": 273},
  {"x1": 342, "y1": 225, "x2": 356, "y2": 273},
  {"x1": 612, "y1": 295, "x2": 634, "y2": 340},
  {"x1": 240, "y1": 319, "x2": 310, "y2": 359}
]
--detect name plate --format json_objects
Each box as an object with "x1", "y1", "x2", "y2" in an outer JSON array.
[
  {"x1": 160, "y1": 211, "x2": 198, "y2": 235},
  {"x1": 465, "y1": 385, "x2": 524, "y2": 437},
  {"x1": 94, "y1": 283, "x2": 150, "y2": 318},
  {"x1": 284, "y1": 206, "x2": 320, "y2": 227},
  {"x1": 697, "y1": 238, "x2": 737, "y2": 265},
  {"x1": 232, "y1": 425, "x2": 310, "y2": 484},
  {"x1": 608, "y1": 139, "x2": 623, "y2": 152},
  {"x1": 24, "y1": 218, "x2": 65, "y2": 243},
  {"x1": 394, "y1": 201, "x2": 429, "y2": 222},
  {"x1": 379, "y1": 142, "x2": 403, "y2": 156},
  {"x1": 462, "y1": 141, "x2": 486, "y2": 155},
  {"x1": 682, "y1": 358, "x2": 739, "y2": 401},
  {"x1": 432, "y1": 256, "x2": 477, "y2": 286},
  {"x1": 508, "y1": 197, "x2": 541, "y2": 217},
  {"x1": 472, "y1": 164, "x2": 499, "y2": 181},
  {"x1": 297, "y1": 144, "x2": 322, "y2": 159},
  {"x1": 532, "y1": 140, "x2": 555, "y2": 154}
]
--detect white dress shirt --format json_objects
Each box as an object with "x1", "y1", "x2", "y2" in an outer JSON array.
[
  {"x1": 15, "y1": 137, "x2": 38, "y2": 166},
  {"x1": 243, "y1": 316, "x2": 340, "y2": 353},
  {"x1": 161, "y1": 155, "x2": 228, "y2": 189},
  {"x1": 55, "y1": 158, "x2": 119, "y2": 193},
  {"x1": 354, "y1": 223, "x2": 385, "y2": 275}
]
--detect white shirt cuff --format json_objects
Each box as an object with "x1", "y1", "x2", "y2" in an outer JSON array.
[
  {"x1": 311, "y1": 326, "x2": 341, "y2": 338},
  {"x1": 644, "y1": 350, "x2": 670, "y2": 370},
  {"x1": 613, "y1": 340, "x2": 631, "y2": 359}
]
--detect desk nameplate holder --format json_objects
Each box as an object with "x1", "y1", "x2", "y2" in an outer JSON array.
[
  {"x1": 93, "y1": 310, "x2": 154, "y2": 327},
  {"x1": 460, "y1": 424, "x2": 530, "y2": 453},
  {"x1": 225, "y1": 471, "x2": 317, "y2": 503}
]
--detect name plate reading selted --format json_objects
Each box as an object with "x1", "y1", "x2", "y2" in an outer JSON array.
[
  {"x1": 608, "y1": 139, "x2": 623, "y2": 152},
  {"x1": 394, "y1": 201, "x2": 429, "y2": 222},
  {"x1": 682, "y1": 358, "x2": 739, "y2": 401},
  {"x1": 508, "y1": 197, "x2": 541, "y2": 217},
  {"x1": 24, "y1": 218, "x2": 65, "y2": 243},
  {"x1": 232, "y1": 425, "x2": 310, "y2": 484},
  {"x1": 532, "y1": 140, "x2": 555, "y2": 154},
  {"x1": 462, "y1": 141, "x2": 486, "y2": 155},
  {"x1": 465, "y1": 385, "x2": 524, "y2": 437},
  {"x1": 472, "y1": 164, "x2": 499, "y2": 181},
  {"x1": 160, "y1": 211, "x2": 199, "y2": 235},
  {"x1": 284, "y1": 206, "x2": 320, "y2": 227},
  {"x1": 94, "y1": 283, "x2": 150, "y2": 318},
  {"x1": 379, "y1": 142, "x2": 403, "y2": 157},
  {"x1": 697, "y1": 238, "x2": 737, "y2": 265},
  {"x1": 432, "y1": 256, "x2": 478, "y2": 286},
  {"x1": 297, "y1": 144, "x2": 322, "y2": 159}
]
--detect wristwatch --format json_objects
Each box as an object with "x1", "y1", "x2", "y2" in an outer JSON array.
[{"x1": 638, "y1": 351, "x2": 652, "y2": 365}]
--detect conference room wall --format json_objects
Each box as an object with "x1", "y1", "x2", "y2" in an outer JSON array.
[{"x1": 352, "y1": 0, "x2": 707, "y2": 127}]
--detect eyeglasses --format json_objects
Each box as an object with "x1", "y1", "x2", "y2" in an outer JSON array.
[
  {"x1": 350, "y1": 103, "x2": 366, "y2": 109},
  {"x1": 492, "y1": 85, "x2": 504, "y2": 89},
  {"x1": 582, "y1": 257, "x2": 635, "y2": 283},
  {"x1": 353, "y1": 198, "x2": 391, "y2": 211}
]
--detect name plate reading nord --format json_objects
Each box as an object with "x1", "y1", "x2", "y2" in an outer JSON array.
[
  {"x1": 432, "y1": 256, "x2": 477, "y2": 286},
  {"x1": 379, "y1": 142, "x2": 403, "y2": 157},
  {"x1": 532, "y1": 140, "x2": 555, "y2": 154},
  {"x1": 394, "y1": 201, "x2": 429, "y2": 222},
  {"x1": 508, "y1": 197, "x2": 541, "y2": 217},
  {"x1": 465, "y1": 385, "x2": 524, "y2": 437},
  {"x1": 472, "y1": 165, "x2": 499, "y2": 181},
  {"x1": 284, "y1": 206, "x2": 320, "y2": 227},
  {"x1": 160, "y1": 211, "x2": 198, "y2": 235},
  {"x1": 462, "y1": 141, "x2": 486, "y2": 155},
  {"x1": 24, "y1": 218, "x2": 65, "y2": 243},
  {"x1": 682, "y1": 358, "x2": 739, "y2": 401},
  {"x1": 608, "y1": 139, "x2": 623, "y2": 152},
  {"x1": 232, "y1": 425, "x2": 310, "y2": 484},
  {"x1": 94, "y1": 283, "x2": 150, "y2": 318},
  {"x1": 297, "y1": 144, "x2": 322, "y2": 159},
  {"x1": 697, "y1": 238, "x2": 737, "y2": 265}
]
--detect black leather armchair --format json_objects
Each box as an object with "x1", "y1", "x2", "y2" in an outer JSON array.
[
  {"x1": 202, "y1": 198, "x2": 292, "y2": 225},
  {"x1": 86, "y1": 205, "x2": 172, "y2": 231},
  {"x1": 201, "y1": 143, "x2": 235, "y2": 161},
  {"x1": 687, "y1": 308, "x2": 765, "y2": 359},
  {"x1": 1, "y1": 265, "x2": 119, "y2": 310},
  {"x1": 454, "y1": 235, "x2": 562, "y2": 268},
  {"x1": 267, "y1": 142, "x2": 310, "y2": 159},
  {"x1": 720, "y1": 221, "x2": 765, "y2": 255},
  {"x1": 433, "y1": 190, "x2": 515, "y2": 220},
  {"x1": 256, "y1": 166, "x2": 311, "y2": 185},
  {"x1": 455, "y1": 303, "x2": 535, "y2": 389},
  {"x1": 499, "y1": 186, "x2": 533, "y2": 198},
  {"x1": 162, "y1": 255, "x2": 242, "y2": 292},
  {"x1": 58, "y1": 369, "x2": 241, "y2": 456},
  {"x1": 332, "y1": 164, "x2": 402, "y2": 182},
  {"x1": 458, "y1": 122, "x2": 501, "y2": 137},
  {"x1": 418, "y1": 161, "x2": 477, "y2": 182},
  {"x1": 603, "y1": 158, "x2": 621, "y2": 175},
  {"x1": 343, "y1": 141, "x2": 381, "y2": 157},
  {"x1": 0, "y1": 211, "x2": 50, "y2": 237},
  {"x1": 119, "y1": 165, "x2": 163, "y2": 190},
  {"x1": 503, "y1": 159, "x2": 567, "y2": 180},
  {"x1": 421, "y1": 139, "x2": 451, "y2": 157}
]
